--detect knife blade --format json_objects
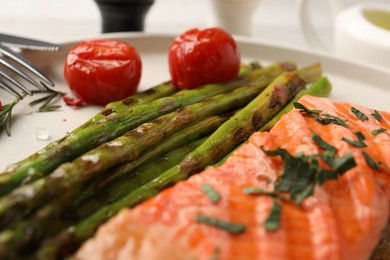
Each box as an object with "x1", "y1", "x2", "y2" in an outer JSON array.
[{"x1": 0, "y1": 33, "x2": 61, "y2": 51}]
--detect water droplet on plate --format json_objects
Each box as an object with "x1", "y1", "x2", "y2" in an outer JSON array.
[{"x1": 35, "y1": 128, "x2": 50, "y2": 141}]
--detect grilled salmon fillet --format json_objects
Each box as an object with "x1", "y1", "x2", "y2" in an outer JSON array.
[{"x1": 76, "y1": 95, "x2": 390, "y2": 260}]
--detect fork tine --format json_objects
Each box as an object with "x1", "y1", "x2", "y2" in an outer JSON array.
[
  {"x1": 0, "y1": 67, "x2": 32, "y2": 95},
  {"x1": 0, "y1": 77, "x2": 23, "y2": 98},
  {"x1": 0, "y1": 44, "x2": 54, "y2": 87},
  {"x1": 0, "y1": 57, "x2": 45, "y2": 91}
]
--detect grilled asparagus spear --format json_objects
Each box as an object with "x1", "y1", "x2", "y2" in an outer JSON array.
[
  {"x1": 0, "y1": 77, "x2": 331, "y2": 258},
  {"x1": 0, "y1": 62, "x2": 294, "y2": 196},
  {"x1": 0, "y1": 79, "x2": 268, "y2": 228},
  {"x1": 0, "y1": 132, "x2": 211, "y2": 259},
  {"x1": 36, "y1": 67, "x2": 320, "y2": 260}
]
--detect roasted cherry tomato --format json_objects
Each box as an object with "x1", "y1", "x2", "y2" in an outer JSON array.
[
  {"x1": 168, "y1": 27, "x2": 240, "y2": 89},
  {"x1": 64, "y1": 39, "x2": 142, "y2": 105}
]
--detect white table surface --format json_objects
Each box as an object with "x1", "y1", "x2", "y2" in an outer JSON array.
[{"x1": 0, "y1": 0, "x2": 333, "y2": 49}]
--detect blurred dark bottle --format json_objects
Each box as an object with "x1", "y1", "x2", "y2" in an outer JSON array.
[{"x1": 95, "y1": 0, "x2": 155, "y2": 33}]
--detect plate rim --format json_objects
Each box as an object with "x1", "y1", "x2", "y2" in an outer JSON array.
[{"x1": 47, "y1": 31, "x2": 390, "y2": 76}]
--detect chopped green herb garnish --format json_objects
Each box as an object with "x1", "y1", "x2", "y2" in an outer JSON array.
[
  {"x1": 341, "y1": 136, "x2": 367, "y2": 148},
  {"x1": 371, "y1": 110, "x2": 383, "y2": 120},
  {"x1": 196, "y1": 215, "x2": 246, "y2": 234},
  {"x1": 261, "y1": 146, "x2": 355, "y2": 202},
  {"x1": 0, "y1": 83, "x2": 65, "y2": 136},
  {"x1": 259, "y1": 145, "x2": 357, "y2": 231},
  {"x1": 312, "y1": 133, "x2": 337, "y2": 152},
  {"x1": 264, "y1": 200, "x2": 282, "y2": 231},
  {"x1": 341, "y1": 131, "x2": 367, "y2": 148},
  {"x1": 201, "y1": 184, "x2": 221, "y2": 203},
  {"x1": 243, "y1": 186, "x2": 268, "y2": 195},
  {"x1": 362, "y1": 151, "x2": 381, "y2": 171},
  {"x1": 372, "y1": 128, "x2": 386, "y2": 136},
  {"x1": 316, "y1": 169, "x2": 338, "y2": 185},
  {"x1": 355, "y1": 131, "x2": 366, "y2": 141},
  {"x1": 0, "y1": 100, "x2": 17, "y2": 136},
  {"x1": 294, "y1": 183, "x2": 315, "y2": 206},
  {"x1": 331, "y1": 152, "x2": 357, "y2": 175},
  {"x1": 351, "y1": 107, "x2": 368, "y2": 120},
  {"x1": 315, "y1": 114, "x2": 349, "y2": 128},
  {"x1": 294, "y1": 102, "x2": 349, "y2": 128},
  {"x1": 319, "y1": 151, "x2": 356, "y2": 174},
  {"x1": 243, "y1": 187, "x2": 290, "y2": 201},
  {"x1": 293, "y1": 102, "x2": 322, "y2": 115}
]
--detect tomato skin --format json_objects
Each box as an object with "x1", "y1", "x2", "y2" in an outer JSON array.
[
  {"x1": 168, "y1": 28, "x2": 240, "y2": 89},
  {"x1": 64, "y1": 39, "x2": 142, "y2": 105}
]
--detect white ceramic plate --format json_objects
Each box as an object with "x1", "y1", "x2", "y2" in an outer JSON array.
[{"x1": 1, "y1": 33, "x2": 390, "y2": 171}]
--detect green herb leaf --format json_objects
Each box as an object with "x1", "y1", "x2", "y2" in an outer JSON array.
[
  {"x1": 243, "y1": 186, "x2": 269, "y2": 195},
  {"x1": 30, "y1": 84, "x2": 65, "y2": 113},
  {"x1": 264, "y1": 200, "x2": 282, "y2": 231},
  {"x1": 371, "y1": 110, "x2": 383, "y2": 120},
  {"x1": 341, "y1": 136, "x2": 367, "y2": 148},
  {"x1": 294, "y1": 183, "x2": 315, "y2": 206},
  {"x1": 331, "y1": 152, "x2": 356, "y2": 175},
  {"x1": 318, "y1": 150, "x2": 356, "y2": 176},
  {"x1": 201, "y1": 184, "x2": 221, "y2": 203},
  {"x1": 371, "y1": 128, "x2": 386, "y2": 136},
  {"x1": 362, "y1": 151, "x2": 381, "y2": 171},
  {"x1": 312, "y1": 133, "x2": 337, "y2": 152},
  {"x1": 1, "y1": 83, "x2": 65, "y2": 137},
  {"x1": 315, "y1": 114, "x2": 349, "y2": 128},
  {"x1": 0, "y1": 100, "x2": 19, "y2": 136},
  {"x1": 260, "y1": 145, "x2": 357, "y2": 232},
  {"x1": 293, "y1": 102, "x2": 322, "y2": 115},
  {"x1": 351, "y1": 107, "x2": 369, "y2": 120},
  {"x1": 196, "y1": 215, "x2": 246, "y2": 234},
  {"x1": 316, "y1": 169, "x2": 339, "y2": 185},
  {"x1": 319, "y1": 150, "x2": 338, "y2": 167},
  {"x1": 355, "y1": 131, "x2": 366, "y2": 141},
  {"x1": 293, "y1": 103, "x2": 350, "y2": 128},
  {"x1": 341, "y1": 131, "x2": 367, "y2": 148},
  {"x1": 243, "y1": 187, "x2": 290, "y2": 201}
]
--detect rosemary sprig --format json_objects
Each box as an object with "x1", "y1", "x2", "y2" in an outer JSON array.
[
  {"x1": 30, "y1": 83, "x2": 65, "y2": 112},
  {"x1": 0, "y1": 83, "x2": 65, "y2": 136},
  {"x1": 0, "y1": 99, "x2": 18, "y2": 136}
]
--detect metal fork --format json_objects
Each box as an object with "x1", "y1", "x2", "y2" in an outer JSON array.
[{"x1": 0, "y1": 44, "x2": 55, "y2": 99}]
